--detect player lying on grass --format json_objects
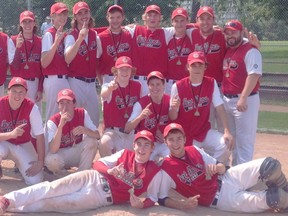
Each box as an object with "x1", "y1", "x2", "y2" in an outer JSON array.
[{"x1": 0, "y1": 130, "x2": 161, "y2": 214}]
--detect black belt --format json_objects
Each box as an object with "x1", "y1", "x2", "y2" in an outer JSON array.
[
  {"x1": 166, "y1": 79, "x2": 176, "y2": 84},
  {"x1": 109, "y1": 127, "x2": 127, "y2": 134},
  {"x1": 224, "y1": 92, "x2": 258, "y2": 99},
  {"x1": 211, "y1": 179, "x2": 222, "y2": 206},
  {"x1": 44, "y1": 75, "x2": 68, "y2": 79},
  {"x1": 134, "y1": 75, "x2": 147, "y2": 80},
  {"x1": 24, "y1": 78, "x2": 36, "y2": 81},
  {"x1": 217, "y1": 82, "x2": 222, "y2": 88},
  {"x1": 74, "y1": 77, "x2": 96, "y2": 83}
]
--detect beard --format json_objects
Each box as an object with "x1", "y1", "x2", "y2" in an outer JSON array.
[{"x1": 226, "y1": 36, "x2": 242, "y2": 48}]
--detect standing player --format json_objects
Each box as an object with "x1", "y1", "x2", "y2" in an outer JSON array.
[
  {"x1": 169, "y1": 51, "x2": 233, "y2": 165},
  {"x1": 9, "y1": 10, "x2": 43, "y2": 110},
  {"x1": 0, "y1": 130, "x2": 162, "y2": 214},
  {"x1": 45, "y1": 89, "x2": 99, "y2": 175},
  {"x1": 41, "y1": 2, "x2": 70, "y2": 122},
  {"x1": 0, "y1": 31, "x2": 8, "y2": 97},
  {"x1": 125, "y1": 71, "x2": 170, "y2": 161},
  {"x1": 222, "y1": 20, "x2": 262, "y2": 166},
  {"x1": 166, "y1": 8, "x2": 193, "y2": 94},
  {"x1": 98, "y1": 5, "x2": 133, "y2": 84},
  {"x1": 158, "y1": 123, "x2": 288, "y2": 213},
  {"x1": 65, "y1": 1, "x2": 100, "y2": 127},
  {"x1": 99, "y1": 56, "x2": 141, "y2": 157},
  {"x1": 0, "y1": 77, "x2": 44, "y2": 185}
]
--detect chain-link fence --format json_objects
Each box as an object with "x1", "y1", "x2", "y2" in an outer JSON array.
[{"x1": 1, "y1": 0, "x2": 287, "y2": 107}]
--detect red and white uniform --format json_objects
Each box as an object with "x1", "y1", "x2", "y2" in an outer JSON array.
[
  {"x1": 222, "y1": 41, "x2": 262, "y2": 165},
  {"x1": 160, "y1": 146, "x2": 271, "y2": 212},
  {"x1": 42, "y1": 27, "x2": 70, "y2": 122},
  {"x1": 0, "y1": 96, "x2": 44, "y2": 185},
  {"x1": 9, "y1": 34, "x2": 43, "y2": 108},
  {"x1": 0, "y1": 32, "x2": 8, "y2": 97},
  {"x1": 128, "y1": 94, "x2": 171, "y2": 160},
  {"x1": 3, "y1": 149, "x2": 162, "y2": 213},
  {"x1": 45, "y1": 108, "x2": 97, "y2": 174},
  {"x1": 100, "y1": 80, "x2": 141, "y2": 152},
  {"x1": 170, "y1": 77, "x2": 230, "y2": 164},
  {"x1": 98, "y1": 28, "x2": 133, "y2": 84},
  {"x1": 65, "y1": 29, "x2": 101, "y2": 126}
]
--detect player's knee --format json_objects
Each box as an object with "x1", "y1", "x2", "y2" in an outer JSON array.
[
  {"x1": 45, "y1": 153, "x2": 65, "y2": 173},
  {"x1": 259, "y1": 157, "x2": 281, "y2": 182}
]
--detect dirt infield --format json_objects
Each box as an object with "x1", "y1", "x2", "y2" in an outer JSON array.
[{"x1": 0, "y1": 133, "x2": 287, "y2": 216}]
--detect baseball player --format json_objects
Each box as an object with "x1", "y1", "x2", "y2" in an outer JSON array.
[
  {"x1": 0, "y1": 130, "x2": 162, "y2": 214},
  {"x1": 64, "y1": 1, "x2": 101, "y2": 127},
  {"x1": 0, "y1": 77, "x2": 44, "y2": 185},
  {"x1": 9, "y1": 10, "x2": 43, "y2": 110},
  {"x1": 158, "y1": 123, "x2": 288, "y2": 213},
  {"x1": 98, "y1": 5, "x2": 133, "y2": 85},
  {"x1": 0, "y1": 32, "x2": 8, "y2": 97},
  {"x1": 125, "y1": 71, "x2": 170, "y2": 161},
  {"x1": 45, "y1": 89, "x2": 99, "y2": 175},
  {"x1": 169, "y1": 51, "x2": 233, "y2": 165},
  {"x1": 166, "y1": 8, "x2": 193, "y2": 94},
  {"x1": 99, "y1": 56, "x2": 141, "y2": 157},
  {"x1": 41, "y1": 2, "x2": 70, "y2": 122},
  {"x1": 222, "y1": 20, "x2": 262, "y2": 166}
]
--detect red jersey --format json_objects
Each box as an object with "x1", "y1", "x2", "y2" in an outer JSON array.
[
  {"x1": 49, "y1": 108, "x2": 85, "y2": 148},
  {"x1": 191, "y1": 29, "x2": 226, "y2": 83},
  {"x1": 161, "y1": 146, "x2": 218, "y2": 206},
  {"x1": 10, "y1": 34, "x2": 42, "y2": 79},
  {"x1": 98, "y1": 28, "x2": 132, "y2": 76},
  {"x1": 42, "y1": 27, "x2": 68, "y2": 76},
  {"x1": 176, "y1": 77, "x2": 214, "y2": 145},
  {"x1": 222, "y1": 42, "x2": 260, "y2": 95},
  {"x1": 94, "y1": 149, "x2": 160, "y2": 204},
  {"x1": 0, "y1": 32, "x2": 8, "y2": 85},
  {"x1": 138, "y1": 94, "x2": 170, "y2": 136},
  {"x1": 0, "y1": 96, "x2": 33, "y2": 145},
  {"x1": 131, "y1": 26, "x2": 168, "y2": 77},
  {"x1": 68, "y1": 29, "x2": 98, "y2": 78},
  {"x1": 103, "y1": 80, "x2": 141, "y2": 129},
  {"x1": 167, "y1": 35, "x2": 192, "y2": 80}
]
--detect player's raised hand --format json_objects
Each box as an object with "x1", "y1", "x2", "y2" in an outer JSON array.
[
  {"x1": 140, "y1": 103, "x2": 152, "y2": 119},
  {"x1": 79, "y1": 22, "x2": 88, "y2": 41},
  {"x1": 245, "y1": 27, "x2": 261, "y2": 49},
  {"x1": 16, "y1": 32, "x2": 24, "y2": 48},
  {"x1": 55, "y1": 26, "x2": 65, "y2": 45},
  {"x1": 108, "y1": 77, "x2": 118, "y2": 91},
  {"x1": 59, "y1": 112, "x2": 71, "y2": 128},
  {"x1": 107, "y1": 162, "x2": 125, "y2": 178},
  {"x1": 171, "y1": 94, "x2": 180, "y2": 111},
  {"x1": 10, "y1": 123, "x2": 27, "y2": 138}
]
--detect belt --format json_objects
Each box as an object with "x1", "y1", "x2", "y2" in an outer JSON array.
[
  {"x1": 24, "y1": 78, "x2": 36, "y2": 81},
  {"x1": 109, "y1": 127, "x2": 128, "y2": 134},
  {"x1": 134, "y1": 75, "x2": 147, "y2": 80},
  {"x1": 224, "y1": 92, "x2": 258, "y2": 99},
  {"x1": 217, "y1": 82, "x2": 222, "y2": 88},
  {"x1": 44, "y1": 75, "x2": 68, "y2": 79},
  {"x1": 211, "y1": 179, "x2": 222, "y2": 207},
  {"x1": 100, "y1": 177, "x2": 113, "y2": 203},
  {"x1": 73, "y1": 77, "x2": 96, "y2": 83},
  {"x1": 166, "y1": 79, "x2": 176, "y2": 84}
]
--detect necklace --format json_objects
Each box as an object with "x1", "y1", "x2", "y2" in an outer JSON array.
[
  {"x1": 110, "y1": 29, "x2": 122, "y2": 61},
  {"x1": 173, "y1": 34, "x2": 187, "y2": 65},
  {"x1": 117, "y1": 81, "x2": 131, "y2": 118},
  {"x1": 149, "y1": 95, "x2": 163, "y2": 129},
  {"x1": 225, "y1": 41, "x2": 244, "y2": 78},
  {"x1": 23, "y1": 34, "x2": 34, "y2": 70},
  {"x1": 200, "y1": 31, "x2": 215, "y2": 64},
  {"x1": 190, "y1": 81, "x2": 203, "y2": 117},
  {"x1": 8, "y1": 101, "x2": 24, "y2": 128}
]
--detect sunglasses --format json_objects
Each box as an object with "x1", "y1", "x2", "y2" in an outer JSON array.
[{"x1": 224, "y1": 21, "x2": 242, "y2": 30}]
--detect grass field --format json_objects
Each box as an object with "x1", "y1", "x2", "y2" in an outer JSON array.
[{"x1": 258, "y1": 111, "x2": 288, "y2": 134}]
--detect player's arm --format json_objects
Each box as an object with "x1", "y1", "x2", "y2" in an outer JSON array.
[
  {"x1": 168, "y1": 84, "x2": 180, "y2": 121},
  {"x1": 0, "y1": 123, "x2": 27, "y2": 141},
  {"x1": 47, "y1": 116, "x2": 66, "y2": 153},
  {"x1": 101, "y1": 78, "x2": 117, "y2": 102}
]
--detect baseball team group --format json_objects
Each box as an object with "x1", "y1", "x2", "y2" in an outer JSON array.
[{"x1": 0, "y1": 1, "x2": 287, "y2": 215}]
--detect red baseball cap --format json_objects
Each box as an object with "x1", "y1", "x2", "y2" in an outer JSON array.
[
  {"x1": 134, "y1": 130, "x2": 155, "y2": 143},
  {"x1": 8, "y1": 77, "x2": 28, "y2": 90},
  {"x1": 187, "y1": 51, "x2": 206, "y2": 65},
  {"x1": 224, "y1": 20, "x2": 243, "y2": 31},
  {"x1": 73, "y1": 1, "x2": 90, "y2": 14},
  {"x1": 147, "y1": 71, "x2": 165, "y2": 83},
  {"x1": 197, "y1": 6, "x2": 214, "y2": 18},
  {"x1": 57, "y1": 89, "x2": 76, "y2": 102},
  {"x1": 115, "y1": 56, "x2": 133, "y2": 69},
  {"x1": 107, "y1": 5, "x2": 124, "y2": 14},
  {"x1": 163, "y1": 123, "x2": 185, "y2": 138},
  {"x1": 171, "y1": 8, "x2": 188, "y2": 20},
  {"x1": 19, "y1": 11, "x2": 35, "y2": 23},
  {"x1": 50, "y1": 2, "x2": 68, "y2": 15},
  {"x1": 145, "y1": 5, "x2": 161, "y2": 14}
]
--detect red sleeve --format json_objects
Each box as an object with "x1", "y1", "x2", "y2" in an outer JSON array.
[
  {"x1": 93, "y1": 161, "x2": 109, "y2": 174},
  {"x1": 187, "y1": 23, "x2": 199, "y2": 29},
  {"x1": 142, "y1": 198, "x2": 155, "y2": 208},
  {"x1": 93, "y1": 26, "x2": 108, "y2": 34}
]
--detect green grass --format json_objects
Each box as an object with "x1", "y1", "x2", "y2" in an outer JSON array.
[{"x1": 258, "y1": 111, "x2": 288, "y2": 134}]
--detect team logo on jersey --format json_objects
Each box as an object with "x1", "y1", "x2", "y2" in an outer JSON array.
[
  {"x1": 107, "y1": 43, "x2": 130, "y2": 57},
  {"x1": 194, "y1": 43, "x2": 220, "y2": 54},
  {"x1": 116, "y1": 168, "x2": 144, "y2": 189},
  {"x1": 182, "y1": 96, "x2": 209, "y2": 112},
  {"x1": 78, "y1": 44, "x2": 88, "y2": 56},
  {"x1": 57, "y1": 43, "x2": 65, "y2": 56},
  {"x1": 1, "y1": 120, "x2": 28, "y2": 133},
  {"x1": 144, "y1": 117, "x2": 156, "y2": 130},
  {"x1": 136, "y1": 35, "x2": 161, "y2": 48},
  {"x1": 168, "y1": 47, "x2": 191, "y2": 61},
  {"x1": 177, "y1": 165, "x2": 204, "y2": 186}
]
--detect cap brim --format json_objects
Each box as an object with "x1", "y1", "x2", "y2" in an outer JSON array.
[
  {"x1": 115, "y1": 64, "x2": 132, "y2": 69},
  {"x1": 146, "y1": 9, "x2": 161, "y2": 14},
  {"x1": 57, "y1": 96, "x2": 74, "y2": 102},
  {"x1": 197, "y1": 12, "x2": 214, "y2": 18},
  {"x1": 134, "y1": 135, "x2": 154, "y2": 143},
  {"x1": 20, "y1": 17, "x2": 34, "y2": 23},
  {"x1": 53, "y1": 8, "x2": 68, "y2": 15}
]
